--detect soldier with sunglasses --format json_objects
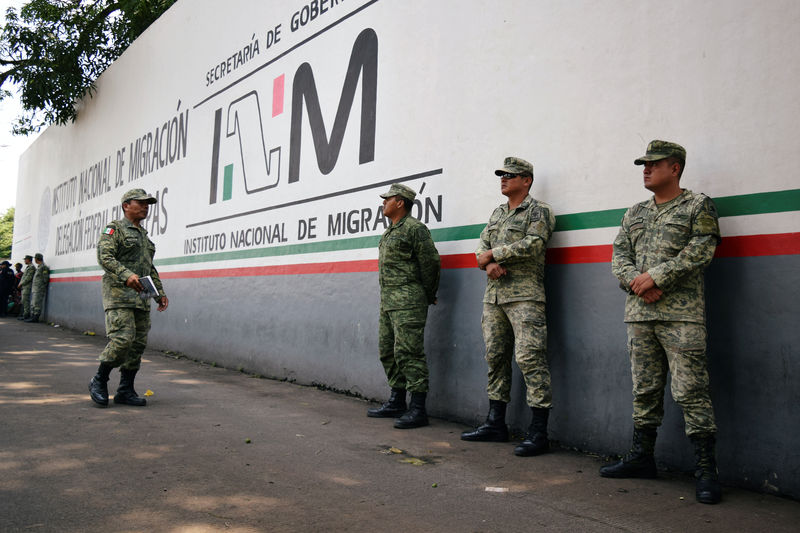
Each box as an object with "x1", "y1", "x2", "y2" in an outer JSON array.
[{"x1": 462, "y1": 157, "x2": 556, "y2": 457}]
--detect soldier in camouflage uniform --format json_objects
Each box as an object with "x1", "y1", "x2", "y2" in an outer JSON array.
[
  {"x1": 16, "y1": 255, "x2": 34, "y2": 320},
  {"x1": 600, "y1": 140, "x2": 722, "y2": 505},
  {"x1": 88, "y1": 188, "x2": 169, "y2": 407},
  {"x1": 367, "y1": 183, "x2": 441, "y2": 429},
  {"x1": 25, "y1": 253, "x2": 50, "y2": 323},
  {"x1": 461, "y1": 157, "x2": 556, "y2": 457}
]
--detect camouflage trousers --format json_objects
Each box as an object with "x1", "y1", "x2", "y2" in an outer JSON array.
[
  {"x1": 627, "y1": 321, "x2": 717, "y2": 436},
  {"x1": 482, "y1": 301, "x2": 551, "y2": 408},
  {"x1": 378, "y1": 307, "x2": 429, "y2": 393},
  {"x1": 20, "y1": 286, "x2": 32, "y2": 316},
  {"x1": 99, "y1": 307, "x2": 151, "y2": 371},
  {"x1": 31, "y1": 287, "x2": 46, "y2": 316}
]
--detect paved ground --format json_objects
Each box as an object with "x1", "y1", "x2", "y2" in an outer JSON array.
[{"x1": 1, "y1": 318, "x2": 799, "y2": 533}]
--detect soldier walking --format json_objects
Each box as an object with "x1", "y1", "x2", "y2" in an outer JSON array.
[
  {"x1": 16, "y1": 255, "x2": 34, "y2": 320},
  {"x1": 25, "y1": 253, "x2": 50, "y2": 323},
  {"x1": 461, "y1": 157, "x2": 556, "y2": 457},
  {"x1": 89, "y1": 189, "x2": 169, "y2": 407},
  {"x1": 599, "y1": 140, "x2": 722, "y2": 505},
  {"x1": 367, "y1": 183, "x2": 441, "y2": 429}
]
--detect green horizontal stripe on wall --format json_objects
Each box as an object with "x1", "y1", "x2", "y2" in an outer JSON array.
[
  {"x1": 554, "y1": 208, "x2": 627, "y2": 232},
  {"x1": 714, "y1": 189, "x2": 800, "y2": 217},
  {"x1": 50, "y1": 189, "x2": 799, "y2": 274}
]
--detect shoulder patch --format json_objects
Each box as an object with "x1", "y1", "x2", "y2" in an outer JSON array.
[{"x1": 103, "y1": 227, "x2": 115, "y2": 235}]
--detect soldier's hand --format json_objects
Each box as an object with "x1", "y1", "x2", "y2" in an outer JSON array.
[
  {"x1": 157, "y1": 295, "x2": 169, "y2": 311},
  {"x1": 640, "y1": 287, "x2": 663, "y2": 303},
  {"x1": 486, "y1": 263, "x2": 507, "y2": 280},
  {"x1": 630, "y1": 272, "x2": 656, "y2": 296},
  {"x1": 126, "y1": 274, "x2": 144, "y2": 292},
  {"x1": 477, "y1": 250, "x2": 494, "y2": 269}
]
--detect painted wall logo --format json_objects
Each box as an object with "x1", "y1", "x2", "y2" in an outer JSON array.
[{"x1": 208, "y1": 28, "x2": 377, "y2": 205}]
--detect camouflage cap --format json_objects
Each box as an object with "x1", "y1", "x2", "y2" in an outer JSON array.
[
  {"x1": 34, "y1": 253, "x2": 43, "y2": 260},
  {"x1": 494, "y1": 156, "x2": 534, "y2": 177},
  {"x1": 379, "y1": 183, "x2": 416, "y2": 201},
  {"x1": 24, "y1": 255, "x2": 33, "y2": 260},
  {"x1": 121, "y1": 188, "x2": 157, "y2": 204},
  {"x1": 634, "y1": 140, "x2": 686, "y2": 165}
]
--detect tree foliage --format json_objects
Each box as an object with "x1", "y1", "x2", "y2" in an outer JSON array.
[
  {"x1": 0, "y1": 0, "x2": 177, "y2": 135},
  {"x1": 0, "y1": 207, "x2": 14, "y2": 258}
]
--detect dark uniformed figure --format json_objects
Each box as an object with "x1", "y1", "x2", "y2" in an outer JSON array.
[
  {"x1": 461, "y1": 157, "x2": 556, "y2": 457},
  {"x1": 367, "y1": 183, "x2": 441, "y2": 429},
  {"x1": 0, "y1": 261, "x2": 14, "y2": 317},
  {"x1": 26, "y1": 253, "x2": 50, "y2": 322},
  {"x1": 600, "y1": 140, "x2": 722, "y2": 505},
  {"x1": 89, "y1": 189, "x2": 169, "y2": 407},
  {"x1": 16, "y1": 255, "x2": 35, "y2": 320}
]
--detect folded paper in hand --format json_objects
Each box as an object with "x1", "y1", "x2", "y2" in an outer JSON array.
[{"x1": 139, "y1": 275, "x2": 158, "y2": 300}]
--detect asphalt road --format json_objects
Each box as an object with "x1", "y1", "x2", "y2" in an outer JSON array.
[{"x1": 1, "y1": 318, "x2": 798, "y2": 532}]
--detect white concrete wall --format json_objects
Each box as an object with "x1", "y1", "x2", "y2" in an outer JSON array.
[{"x1": 11, "y1": 0, "x2": 800, "y2": 498}]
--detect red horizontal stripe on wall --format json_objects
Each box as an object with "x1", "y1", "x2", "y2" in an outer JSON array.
[
  {"x1": 49, "y1": 232, "x2": 800, "y2": 283},
  {"x1": 547, "y1": 245, "x2": 613, "y2": 264},
  {"x1": 715, "y1": 232, "x2": 800, "y2": 258},
  {"x1": 159, "y1": 259, "x2": 379, "y2": 278},
  {"x1": 51, "y1": 275, "x2": 102, "y2": 283},
  {"x1": 441, "y1": 253, "x2": 476, "y2": 269}
]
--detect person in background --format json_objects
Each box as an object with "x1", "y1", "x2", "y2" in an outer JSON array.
[
  {"x1": 17, "y1": 255, "x2": 35, "y2": 321},
  {"x1": 25, "y1": 253, "x2": 50, "y2": 323}
]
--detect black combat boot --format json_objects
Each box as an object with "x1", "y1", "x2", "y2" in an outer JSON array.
[
  {"x1": 514, "y1": 407, "x2": 550, "y2": 456},
  {"x1": 114, "y1": 368, "x2": 147, "y2": 406},
  {"x1": 599, "y1": 427, "x2": 658, "y2": 478},
  {"x1": 394, "y1": 392, "x2": 428, "y2": 429},
  {"x1": 691, "y1": 433, "x2": 722, "y2": 504},
  {"x1": 88, "y1": 363, "x2": 114, "y2": 406},
  {"x1": 24, "y1": 313, "x2": 39, "y2": 323},
  {"x1": 367, "y1": 388, "x2": 407, "y2": 418},
  {"x1": 461, "y1": 400, "x2": 509, "y2": 442},
  {"x1": 17, "y1": 313, "x2": 28, "y2": 321}
]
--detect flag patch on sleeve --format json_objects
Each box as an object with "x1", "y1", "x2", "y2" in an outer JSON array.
[{"x1": 103, "y1": 227, "x2": 115, "y2": 235}]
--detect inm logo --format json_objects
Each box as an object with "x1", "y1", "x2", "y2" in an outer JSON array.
[{"x1": 208, "y1": 28, "x2": 378, "y2": 204}]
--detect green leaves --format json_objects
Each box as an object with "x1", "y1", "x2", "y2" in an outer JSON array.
[
  {"x1": 0, "y1": 207, "x2": 14, "y2": 258},
  {"x1": 0, "y1": 0, "x2": 177, "y2": 135}
]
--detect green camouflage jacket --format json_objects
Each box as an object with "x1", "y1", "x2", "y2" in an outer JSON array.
[
  {"x1": 18, "y1": 264, "x2": 35, "y2": 288},
  {"x1": 612, "y1": 189, "x2": 720, "y2": 323},
  {"x1": 98, "y1": 218, "x2": 165, "y2": 311},
  {"x1": 378, "y1": 213, "x2": 440, "y2": 311},
  {"x1": 477, "y1": 194, "x2": 555, "y2": 304},
  {"x1": 32, "y1": 263, "x2": 50, "y2": 291}
]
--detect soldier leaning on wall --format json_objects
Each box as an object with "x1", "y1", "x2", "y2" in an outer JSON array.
[
  {"x1": 461, "y1": 156, "x2": 556, "y2": 457},
  {"x1": 600, "y1": 140, "x2": 722, "y2": 505},
  {"x1": 25, "y1": 253, "x2": 50, "y2": 323},
  {"x1": 17, "y1": 255, "x2": 35, "y2": 321}
]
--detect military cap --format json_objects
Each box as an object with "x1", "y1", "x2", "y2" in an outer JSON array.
[
  {"x1": 494, "y1": 156, "x2": 534, "y2": 177},
  {"x1": 1, "y1": 260, "x2": 10, "y2": 266},
  {"x1": 24, "y1": 254, "x2": 33, "y2": 261},
  {"x1": 34, "y1": 253, "x2": 43, "y2": 260},
  {"x1": 121, "y1": 188, "x2": 157, "y2": 204},
  {"x1": 379, "y1": 183, "x2": 416, "y2": 201},
  {"x1": 634, "y1": 140, "x2": 686, "y2": 165}
]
